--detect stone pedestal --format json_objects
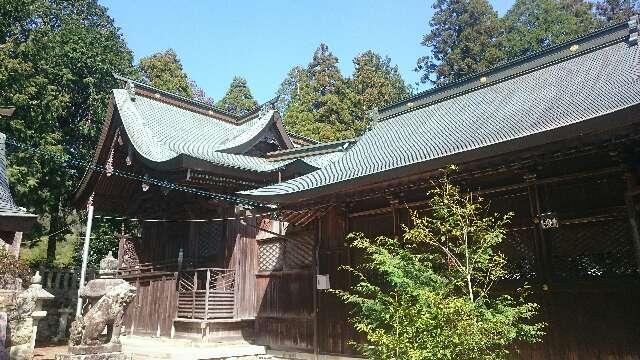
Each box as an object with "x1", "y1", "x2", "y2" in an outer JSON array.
[
  {"x1": 54, "y1": 353, "x2": 131, "y2": 360},
  {"x1": 0, "y1": 312, "x2": 7, "y2": 360},
  {"x1": 55, "y1": 253, "x2": 135, "y2": 360}
]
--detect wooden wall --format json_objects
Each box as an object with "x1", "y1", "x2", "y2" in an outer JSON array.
[
  {"x1": 121, "y1": 213, "x2": 261, "y2": 335},
  {"x1": 122, "y1": 274, "x2": 177, "y2": 336},
  {"x1": 253, "y1": 223, "x2": 315, "y2": 351},
  {"x1": 222, "y1": 210, "x2": 259, "y2": 319},
  {"x1": 252, "y1": 165, "x2": 640, "y2": 358}
]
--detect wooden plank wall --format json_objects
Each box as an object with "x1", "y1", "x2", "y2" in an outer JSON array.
[
  {"x1": 222, "y1": 208, "x2": 259, "y2": 319},
  {"x1": 122, "y1": 274, "x2": 178, "y2": 336},
  {"x1": 253, "y1": 221, "x2": 315, "y2": 351},
  {"x1": 252, "y1": 170, "x2": 640, "y2": 358},
  {"x1": 254, "y1": 270, "x2": 314, "y2": 350}
]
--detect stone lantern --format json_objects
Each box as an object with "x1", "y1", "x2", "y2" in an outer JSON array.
[{"x1": 6, "y1": 271, "x2": 54, "y2": 360}]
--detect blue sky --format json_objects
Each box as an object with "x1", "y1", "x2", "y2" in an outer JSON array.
[{"x1": 100, "y1": 0, "x2": 514, "y2": 103}]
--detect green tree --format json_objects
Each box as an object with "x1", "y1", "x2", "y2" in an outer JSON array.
[
  {"x1": 0, "y1": 0, "x2": 135, "y2": 263},
  {"x1": 216, "y1": 76, "x2": 258, "y2": 115},
  {"x1": 333, "y1": 169, "x2": 544, "y2": 359},
  {"x1": 595, "y1": 0, "x2": 638, "y2": 23},
  {"x1": 416, "y1": 0, "x2": 503, "y2": 84},
  {"x1": 499, "y1": 0, "x2": 600, "y2": 59},
  {"x1": 138, "y1": 49, "x2": 193, "y2": 98},
  {"x1": 275, "y1": 66, "x2": 307, "y2": 115},
  {"x1": 284, "y1": 44, "x2": 361, "y2": 142},
  {"x1": 352, "y1": 50, "x2": 411, "y2": 114}
]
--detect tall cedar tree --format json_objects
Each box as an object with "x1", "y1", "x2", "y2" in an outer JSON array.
[
  {"x1": 499, "y1": 0, "x2": 600, "y2": 59},
  {"x1": 0, "y1": 0, "x2": 135, "y2": 263},
  {"x1": 416, "y1": 0, "x2": 503, "y2": 84},
  {"x1": 275, "y1": 66, "x2": 307, "y2": 116},
  {"x1": 216, "y1": 77, "x2": 258, "y2": 115},
  {"x1": 352, "y1": 51, "x2": 411, "y2": 118},
  {"x1": 595, "y1": 0, "x2": 639, "y2": 23},
  {"x1": 284, "y1": 44, "x2": 361, "y2": 142},
  {"x1": 138, "y1": 49, "x2": 193, "y2": 98}
]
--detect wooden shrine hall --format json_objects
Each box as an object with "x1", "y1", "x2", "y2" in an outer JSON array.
[{"x1": 76, "y1": 20, "x2": 640, "y2": 359}]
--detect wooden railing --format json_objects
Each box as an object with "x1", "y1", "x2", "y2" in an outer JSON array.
[
  {"x1": 177, "y1": 268, "x2": 235, "y2": 320},
  {"x1": 118, "y1": 258, "x2": 207, "y2": 279}
]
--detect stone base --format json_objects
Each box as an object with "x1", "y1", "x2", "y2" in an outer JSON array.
[
  {"x1": 54, "y1": 352, "x2": 131, "y2": 360},
  {"x1": 68, "y1": 343, "x2": 122, "y2": 355}
]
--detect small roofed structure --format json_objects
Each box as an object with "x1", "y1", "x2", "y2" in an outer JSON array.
[
  {"x1": 72, "y1": 76, "x2": 348, "y2": 344},
  {"x1": 0, "y1": 132, "x2": 36, "y2": 256}
]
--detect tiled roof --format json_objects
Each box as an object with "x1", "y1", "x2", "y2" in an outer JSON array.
[
  {"x1": 0, "y1": 133, "x2": 35, "y2": 218},
  {"x1": 242, "y1": 20, "x2": 640, "y2": 200},
  {"x1": 114, "y1": 89, "x2": 344, "y2": 173}
]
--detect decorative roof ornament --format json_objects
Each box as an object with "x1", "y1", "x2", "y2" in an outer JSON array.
[
  {"x1": 105, "y1": 146, "x2": 114, "y2": 177},
  {"x1": 629, "y1": 15, "x2": 638, "y2": 45},
  {"x1": 126, "y1": 80, "x2": 136, "y2": 101},
  {"x1": 258, "y1": 100, "x2": 275, "y2": 118}
]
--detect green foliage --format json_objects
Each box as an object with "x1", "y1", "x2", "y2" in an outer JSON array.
[
  {"x1": 499, "y1": 0, "x2": 600, "y2": 59},
  {"x1": 283, "y1": 44, "x2": 363, "y2": 142},
  {"x1": 416, "y1": 0, "x2": 504, "y2": 84},
  {"x1": 71, "y1": 218, "x2": 139, "y2": 269},
  {"x1": 352, "y1": 50, "x2": 411, "y2": 118},
  {"x1": 416, "y1": 0, "x2": 623, "y2": 83},
  {"x1": 20, "y1": 232, "x2": 77, "y2": 268},
  {"x1": 138, "y1": 49, "x2": 193, "y2": 98},
  {"x1": 0, "y1": 246, "x2": 31, "y2": 288},
  {"x1": 333, "y1": 169, "x2": 544, "y2": 360},
  {"x1": 0, "y1": 0, "x2": 136, "y2": 263},
  {"x1": 216, "y1": 76, "x2": 258, "y2": 115},
  {"x1": 275, "y1": 66, "x2": 306, "y2": 116},
  {"x1": 595, "y1": 0, "x2": 639, "y2": 23}
]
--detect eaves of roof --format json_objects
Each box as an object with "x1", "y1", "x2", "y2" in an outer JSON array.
[{"x1": 239, "y1": 18, "x2": 640, "y2": 204}]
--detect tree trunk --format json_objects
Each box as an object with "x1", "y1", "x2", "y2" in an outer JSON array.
[{"x1": 46, "y1": 197, "x2": 63, "y2": 264}]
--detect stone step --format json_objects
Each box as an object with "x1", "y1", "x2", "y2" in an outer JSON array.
[{"x1": 120, "y1": 335, "x2": 267, "y2": 360}]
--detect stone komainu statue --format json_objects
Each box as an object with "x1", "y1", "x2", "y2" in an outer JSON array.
[{"x1": 69, "y1": 282, "x2": 136, "y2": 347}]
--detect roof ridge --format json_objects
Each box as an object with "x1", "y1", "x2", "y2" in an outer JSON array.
[
  {"x1": 379, "y1": 18, "x2": 635, "y2": 120},
  {"x1": 113, "y1": 74, "x2": 241, "y2": 120},
  {"x1": 286, "y1": 131, "x2": 320, "y2": 145},
  {"x1": 265, "y1": 138, "x2": 356, "y2": 160}
]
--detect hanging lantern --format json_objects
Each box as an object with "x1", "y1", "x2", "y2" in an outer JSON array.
[
  {"x1": 141, "y1": 175, "x2": 150, "y2": 192},
  {"x1": 540, "y1": 212, "x2": 558, "y2": 229}
]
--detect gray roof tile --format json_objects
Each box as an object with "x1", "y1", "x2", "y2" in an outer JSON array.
[
  {"x1": 242, "y1": 28, "x2": 640, "y2": 199},
  {"x1": 0, "y1": 133, "x2": 34, "y2": 218}
]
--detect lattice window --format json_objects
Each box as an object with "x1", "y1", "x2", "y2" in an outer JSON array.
[
  {"x1": 258, "y1": 231, "x2": 315, "y2": 272},
  {"x1": 258, "y1": 238, "x2": 285, "y2": 272},
  {"x1": 501, "y1": 227, "x2": 538, "y2": 280},
  {"x1": 284, "y1": 232, "x2": 314, "y2": 269},
  {"x1": 197, "y1": 222, "x2": 222, "y2": 258},
  {"x1": 121, "y1": 236, "x2": 140, "y2": 268},
  {"x1": 549, "y1": 217, "x2": 637, "y2": 280}
]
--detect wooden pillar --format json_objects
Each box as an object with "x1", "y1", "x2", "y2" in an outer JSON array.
[
  {"x1": 624, "y1": 173, "x2": 640, "y2": 274},
  {"x1": 525, "y1": 174, "x2": 551, "y2": 284},
  {"x1": 204, "y1": 268, "x2": 211, "y2": 320},
  {"x1": 192, "y1": 271, "x2": 197, "y2": 319},
  {"x1": 313, "y1": 217, "x2": 321, "y2": 360},
  {"x1": 10, "y1": 232, "x2": 22, "y2": 257}
]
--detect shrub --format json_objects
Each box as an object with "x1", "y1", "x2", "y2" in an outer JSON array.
[
  {"x1": 333, "y1": 169, "x2": 545, "y2": 360},
  {"x1": 0, "y1": 246, "x2": 31, "y2": 289}
]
